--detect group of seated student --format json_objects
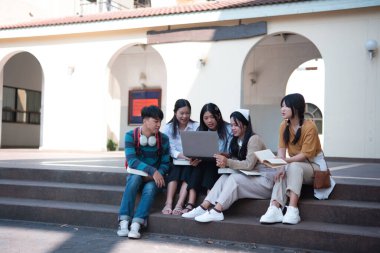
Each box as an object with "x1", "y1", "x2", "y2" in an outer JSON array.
[{"x1": 117, "y1": 93, "x2": 331, "y2": 239}]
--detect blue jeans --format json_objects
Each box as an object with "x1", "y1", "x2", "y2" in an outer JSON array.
[{"x1": 118, "y1": 174, "x2": 159, "y2": 225}]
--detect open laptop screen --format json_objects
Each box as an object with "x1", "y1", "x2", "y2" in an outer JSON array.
[{"x1": 180, "y1": 131, "x2": 219, "y2": 159}]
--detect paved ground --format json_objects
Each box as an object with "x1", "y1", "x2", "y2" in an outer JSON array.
[
  {"x1": 0, "y1": 149, "x2": 379, "y2": 253},
  {"x1": 0, "y1": 219, "x2": 329, "y2": 253},
  {"x1": 0, "y1": 149, "x2": 379, "y2": 183}
]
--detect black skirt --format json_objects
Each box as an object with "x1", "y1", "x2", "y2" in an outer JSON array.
[
  {"x1": 166, "y1": 163, "x2": 193, "y2": 183},
  {"x1": 186, "y1": 160, "x2": 220, "y2": 192}
]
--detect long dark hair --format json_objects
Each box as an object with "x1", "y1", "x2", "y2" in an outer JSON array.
[
  {"x1": 281, "y1": 93, "x2": 305, "y2": 145},
  {"x1": 229, "y1": 111, "x2": 255, "y2": 160},
  {"x1": 167, "y1": 99, "x2": 194, "y2": 138},
  {"x1": 199, "y1": 103, "x2": 229, "y2": 150}
]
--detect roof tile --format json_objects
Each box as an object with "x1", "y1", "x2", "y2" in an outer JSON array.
[{"x1": 0, "y1": 0, "x2": 305, "y2": 30}]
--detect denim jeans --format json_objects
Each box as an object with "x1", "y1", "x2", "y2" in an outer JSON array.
[{"x1": 119, "y1": 174, "x2": 159, "y2": 226}]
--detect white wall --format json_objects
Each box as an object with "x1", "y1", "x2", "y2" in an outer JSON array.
[
  {"x1": 286, "y1": 59, "x2": 325, "y2": 115},
  {"x1": 240, "y1": 8, "x2": 380, "y2": 158},
  {"x1": 0, "y1": 31, "x2": 148, "y2": 151},
  {"x1": 154, "y1": 40, "x2": 252, "y2": 126},
  {"x1": 0, "y1": 7, "x2": 379, "y2": 157},
  {"x1": 242, "y1": 34, "x2": 321, "y2": 151},
  {"x1": 269, "y1": 9, "x2": 380, "y2": 158}
]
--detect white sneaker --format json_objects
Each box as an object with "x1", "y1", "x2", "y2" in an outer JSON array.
[
  {"x1": 195, "y1": 209, "x2": 224, "y2": 223},
  {"x1": 282, "y1": 206, "x2": 301, "y2": 225},
  {"x1": 181, "y1": 206, "x2": 206, "y2": 219},
  {"x1": 128, "y1": 222, "x2": 141, "y2": 239},
  {"x1": 260, "y1": 205, "x2": 284, "y2": 224},
  {"x1": 117, "y1": 220, "x2": 129, "y2": 237}
]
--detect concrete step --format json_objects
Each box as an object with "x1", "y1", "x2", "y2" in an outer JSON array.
[
  {"x1": 0, "y1": 197, "x2": 117, "y2": 228},
  {"x1": 1, "y1": 180, "x2": 379, "y2": 227},
  {"x1": 0, "y1": 167, "x2": 125, "y2": 186},
  {"x1": 0, "y1": 197, "x2": 378, "y2": 253},
  {"x1": 1, "y1": 167, "x2": 380, "y2": 202},
  {"x1": 147, "y1": 212, "x2": 380, "y2": 253},
  {"x1": 328, "y1": 179, "x2": 380, "y2": 202},
  {"x1": 299, "y1": 199, "x2": 380, "y2": 227},
  {"x1": 223, "y1": 198, "x2": 380, "y2": 227},
  {"x1": 1, "y1": 165, "x2": 379, "y2": 252},
  {"x1": 0, "y1": 179, "x2": 124, "y2": 205},
  {"x1": 299, "y1": 182, "x2": 380, "y2": 202},
  {"x1": 2, "y1": 174, "x2": 379, "y2": 227}
]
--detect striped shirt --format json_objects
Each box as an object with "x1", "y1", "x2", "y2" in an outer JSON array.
[{"x1": 124, "y1": 129, "x2": 170, "y2": 176}]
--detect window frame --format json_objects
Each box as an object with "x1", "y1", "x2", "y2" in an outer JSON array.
[
  {"x1": 305, "y1": 103, "x2": 323, "y2": 134},
  {"x1": 2, "y1": 86, "x2": 41, "y2": 125}
]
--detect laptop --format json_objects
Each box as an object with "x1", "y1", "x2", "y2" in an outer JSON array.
[{"x1": 180, "y1": 131, "x2": 219, "y2": 159}]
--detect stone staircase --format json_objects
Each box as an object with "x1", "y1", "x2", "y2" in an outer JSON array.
[{"x1": 0, "y1": 166, "x2": 379, "y2": 252}]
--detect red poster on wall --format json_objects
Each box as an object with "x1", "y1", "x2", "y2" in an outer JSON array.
[
  {"x1": 128, "y1": 89, "x2": 161, "y2": 125},
  {"x1": 132, "y1": 99, "x2": 159, "y2": 116}
]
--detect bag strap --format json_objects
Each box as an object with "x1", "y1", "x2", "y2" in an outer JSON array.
[
  {"x1": 133, "y1": 127, "x2": 141, "y2": 156},
  {"x1": 307, "y1": 152, "x2": 331, "y2": 175},
  {"x1": 306, "y1": 158, "x2": 316, "y2": 173},
  {"x1": 156, "y1": 131, "x2": 162, "y2": 155},
  {"x1": 125, "y1": 127, "x2": 141, "y2": 169}
]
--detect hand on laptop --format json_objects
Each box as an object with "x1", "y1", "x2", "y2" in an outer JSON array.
[
  {"x1": 214, "y1": 154, "x2": 228, "y2": 168},
  {"x1": 177, "y1": 153, "x2": 191, "y2": 160}
]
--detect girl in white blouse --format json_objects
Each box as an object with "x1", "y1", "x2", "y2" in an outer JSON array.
[{"x1": 162, "y1": 99, "x2": 199, "y2": 215}]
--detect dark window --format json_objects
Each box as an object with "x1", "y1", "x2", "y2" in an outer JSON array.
[
  {"x1": 2, "y1": 86, "x2": 41, "y2": 125},
  {"x1": 134, "y1": 0, "x2": 151, "y2": 8}
]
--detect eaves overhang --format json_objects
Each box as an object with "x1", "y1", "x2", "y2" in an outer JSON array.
[{"x1": 0, "y1": 0, "x2": 379, "y2": 39}]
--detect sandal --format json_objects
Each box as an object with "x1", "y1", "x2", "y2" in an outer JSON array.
[
  {"x1": 181, "y1": 203, "x2": 195, "y2": 214},
  {"x1": 172, "y1": 205, "x2": 183, "y2": 215},
  {"x1": 161, "y1": 204, "x2": 172, "y2": 215}
]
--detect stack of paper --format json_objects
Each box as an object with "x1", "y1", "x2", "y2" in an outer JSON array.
[{"x1": 126, "y1": 167, "x2": 148, "y2": 177}]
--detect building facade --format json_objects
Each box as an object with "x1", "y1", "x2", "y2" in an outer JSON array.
[{"x1": 1, "y1": 0, "x2": 379, "y2": 159}]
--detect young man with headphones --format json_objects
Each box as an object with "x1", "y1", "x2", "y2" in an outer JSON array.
[{"x1": 118, "y1": 105, "x2": 170, "y2": 239}]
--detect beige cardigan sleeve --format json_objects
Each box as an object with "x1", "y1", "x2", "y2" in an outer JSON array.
[{"x1": 226, "y1": 135, "x2": 266, "y2": 171}]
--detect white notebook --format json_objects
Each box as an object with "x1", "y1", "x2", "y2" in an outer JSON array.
[
  {"x1": 126, "y1": 167, "x2": 148, "y2": 177},
  {"x1": 173, "y1": 159, "x2": 191, "y2": 166},
  {"x1": 218, "y1": 168, "x2": 261, "y2": 176}
]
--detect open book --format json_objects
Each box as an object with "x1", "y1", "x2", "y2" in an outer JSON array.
[
  {"x1": 218, "y1": 168, "x2": 261, "y2": 176},
  {"x1": 126, "y1": 167, "x2": 148, "y2": 177},
  {"x1": 254, "y1": 149, "x2": 287, "y2": 168},
  {"x1": 173, "y1": 159, "x2": 191, "y2": 166}
]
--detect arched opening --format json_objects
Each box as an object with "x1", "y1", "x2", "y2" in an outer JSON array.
[
  {"x1": 242, "y1": 33, "x2": 323, "y2": 151},
  {"x1": 286, "y1": 58, "x2": 325, "y2": 140},
  {"x1": 107, "y1": 44, "x2": 167, "y2": 149},
  {"x1": 1, "y1": 52, "x2": 43, "y2": 148}
]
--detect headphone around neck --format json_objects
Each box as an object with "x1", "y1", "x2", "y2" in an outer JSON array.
[{"x1": 139, "y1": 127, "x2": 157, "y2": 146}]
